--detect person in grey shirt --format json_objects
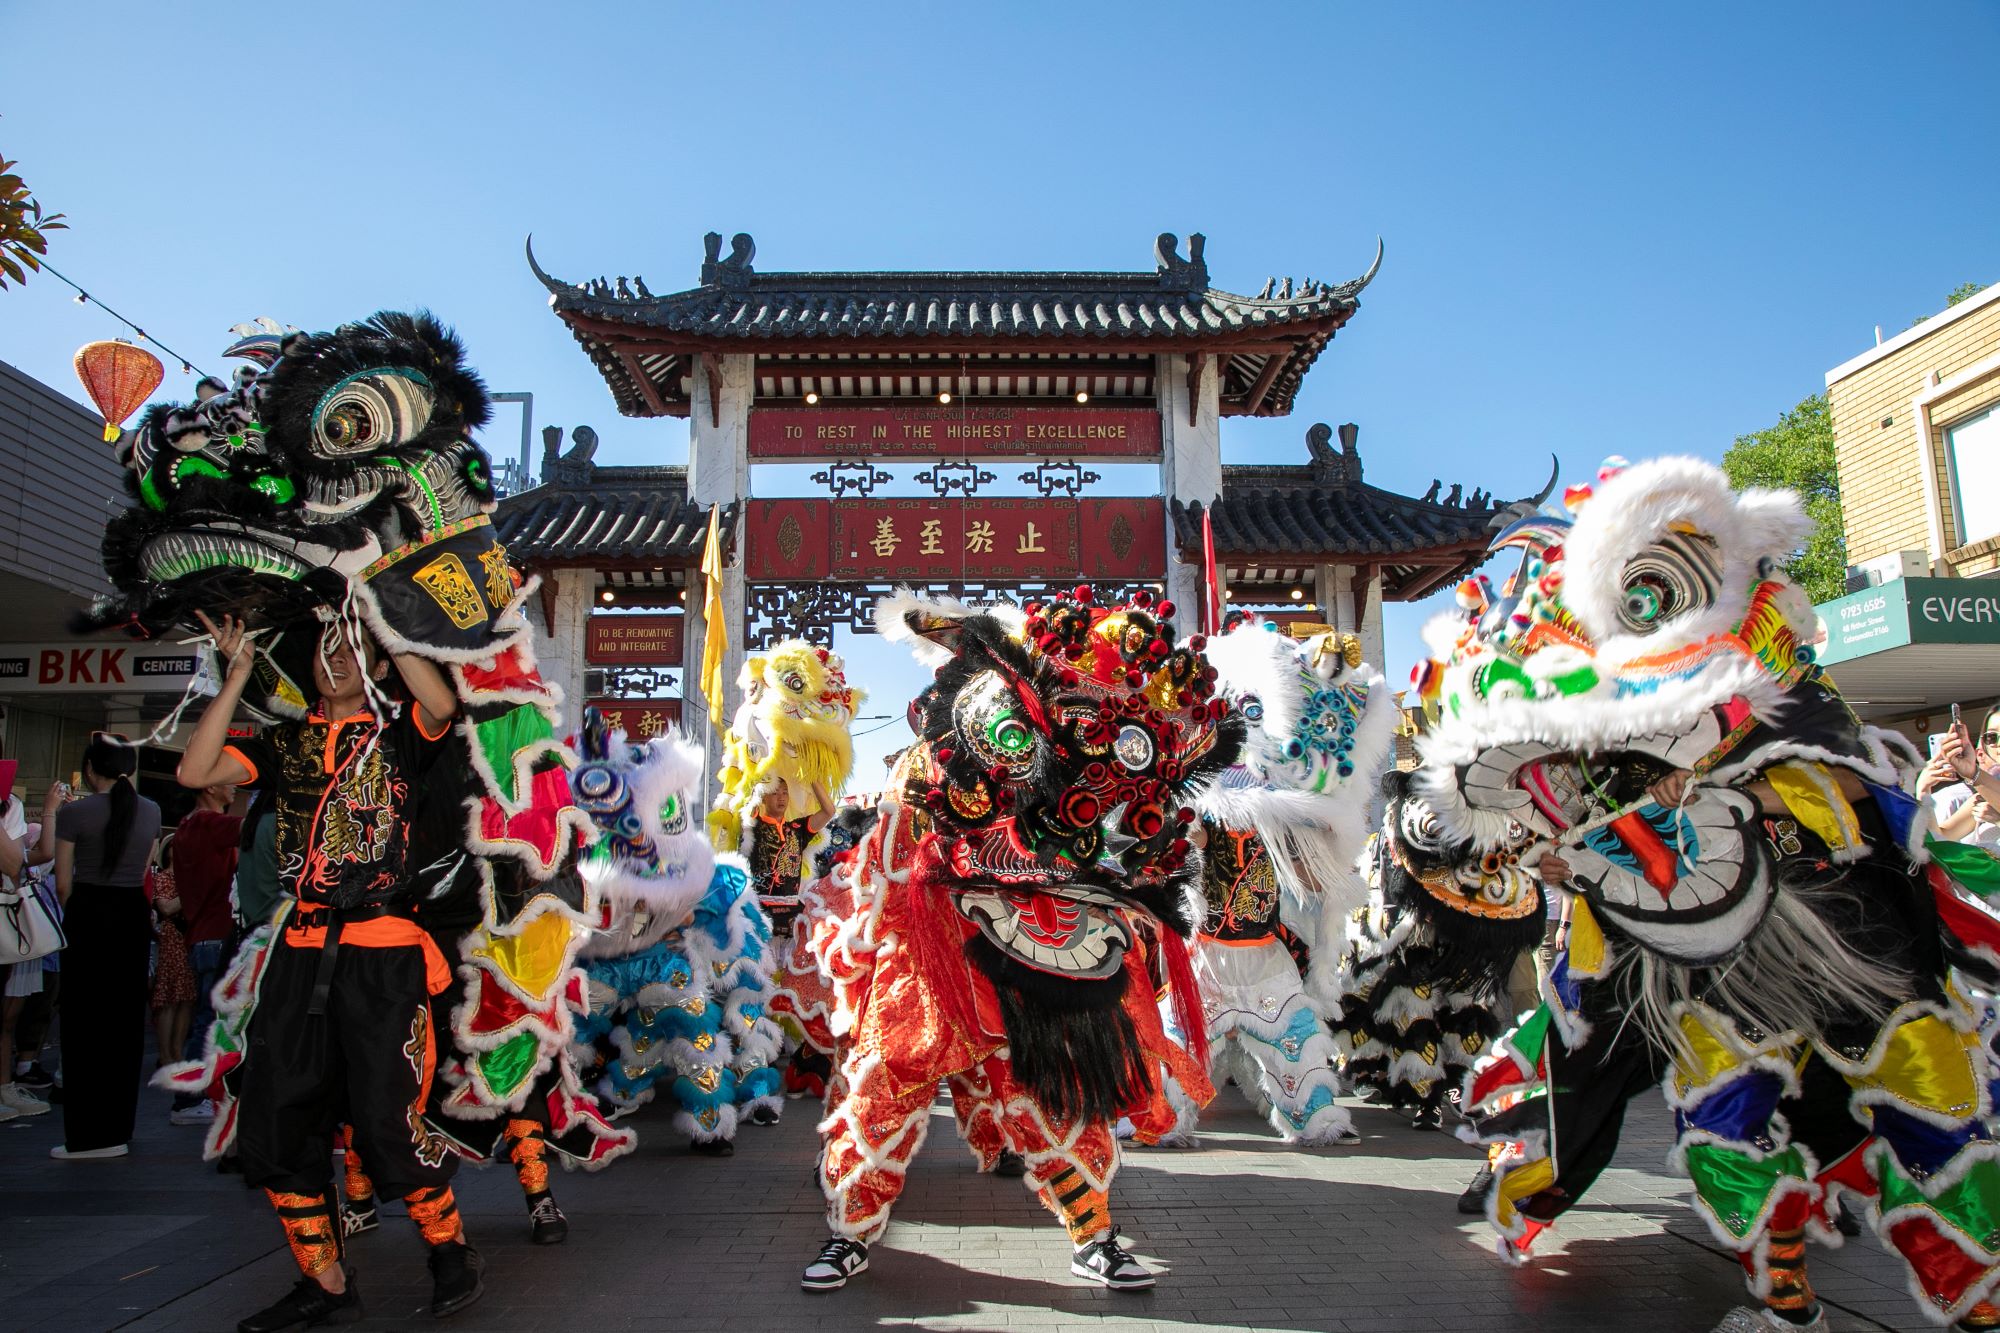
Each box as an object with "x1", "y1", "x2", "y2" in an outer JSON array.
[{"x1": 49, "y1": 734, "x2": 162, "y2": 1160}]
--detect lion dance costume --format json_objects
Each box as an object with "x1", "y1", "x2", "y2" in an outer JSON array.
[
  {"x1": 1333, "y1": 776, "x2": 1543, "y2": 1132},
  {"x1": 795, "y1": 586, "x2": 1241, "y2": 1293},
  {"x1": 568, "y1": 716, "x2": 784, "y2": 1149},
  {"x1": 1404, "y1": 455, "x2": 2000, "y2": 1331},
  {"x1": 99, "y1": 314, "x2": 627, "y2": 1320},
  {"x1": 1162, "y1": 617, "x2": 1394, "y2": 1146},
  {"x1": 709, "y1": 641, "x2": 860, "y2": 1096}
]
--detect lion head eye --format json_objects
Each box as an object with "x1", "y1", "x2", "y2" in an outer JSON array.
[
  {"x1": 310, "y1": 368, "x2": 435, "y2": 458},
  {"x1": 1241, "y1": 696, "x2": 1265, "y2": 723},
  {"x1": 1615, "y1": 532, "x2": 1720, "y2": 633},
  {"x1": 783, "y1": 672, "x2": 807, "y2": 694}
]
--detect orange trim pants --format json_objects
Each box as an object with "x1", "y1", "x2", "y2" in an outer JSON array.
[
  {"x1": 237, "y1": 935, "x2": 458, "y2": 1204},
  {"x1": 818, "y1": 1052, "x2": 1118, "y2": 1246}
]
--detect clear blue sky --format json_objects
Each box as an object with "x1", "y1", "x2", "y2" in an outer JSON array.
[{"x1": 4, "y1": 2, "x2": 1995, "y2": 774}]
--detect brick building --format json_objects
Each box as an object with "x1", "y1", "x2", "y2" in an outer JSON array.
[{"x1": 1817, "y1": 283, "x2": 2000, "y2": 730}]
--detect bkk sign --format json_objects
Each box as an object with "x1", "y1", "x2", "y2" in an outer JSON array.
[
  {"x1": 587, "y1": 699, "x2": 682, "y2": 738},
  {"x1": 1813, "y1": 577, "x2": 2000, "y2": 666},
  {"x1": 586, "y1": 614, "x2": 683, "y2": 665},
  {"x1": 748, "y1": 405, "x2": 1161, "y2": 459},
  {"x1": 0, "y1": 642, "x2": 198, "y2": 693},
  {"x1": 743, "y1": 498, "x2": 1164, "y2": 582}
]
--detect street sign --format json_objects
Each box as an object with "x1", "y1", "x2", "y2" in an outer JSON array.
[
  {"x1": 586, "y1": 614, "x2": 684, "y2": 665},
  {"x1": 1813, "y1": 576, "x2": 2000, "y2": 666},
  {"x1": 0, "y1": 642, "x2": 199, "y2": 693}
]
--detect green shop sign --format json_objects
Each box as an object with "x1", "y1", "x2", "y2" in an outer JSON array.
[{"x1": 1814, "y1": 577, "x2": 2000, "y2": 666}]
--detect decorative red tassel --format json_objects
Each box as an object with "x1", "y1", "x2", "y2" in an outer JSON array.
[
  {"x1": 900, "y1": 845, "x2": 986, "y2": 1042},
  {"x1": 1157, "y1": 927, "x2": 1209, "y2": 1070}
]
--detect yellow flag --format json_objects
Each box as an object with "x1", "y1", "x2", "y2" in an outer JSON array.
[{"x1": 700, "y1": 506, "x2": 728, "y2": 726}]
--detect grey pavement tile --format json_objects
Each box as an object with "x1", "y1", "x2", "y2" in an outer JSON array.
[{"x1": 0, "y1": 1079, "x2": 1931, "y2": 1332}]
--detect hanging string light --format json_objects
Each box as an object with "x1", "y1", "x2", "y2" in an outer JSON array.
[{"x1": 35, "y1": 257, "x2": 209, "y2": 378}]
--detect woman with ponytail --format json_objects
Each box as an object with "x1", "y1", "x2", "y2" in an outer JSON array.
[{"x1": 50, "y1": 733, "x2": 162, "y2": 1159}]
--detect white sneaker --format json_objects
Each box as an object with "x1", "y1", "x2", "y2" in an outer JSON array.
[
  {"x1": 168, "y1": 1100, "x2": 215, "y2": 1125},
  {"x1": 1, "y1": 1083, "x2": 51, "y2": 1116},
  {"x1": 0, "y1": 1101, "x2": 19, "y2": 1123},
  {"x1": 51, "y1": 1143, "x2": 129, "y2": 1160}
]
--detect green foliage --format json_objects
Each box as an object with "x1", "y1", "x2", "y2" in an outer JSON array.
[
  {"x1": 1721, "y1": 393, "x2": 1847, "y2": 603},
  {"x1": 0, "y1": 157, "x2": 66, "y2": 289},
  {"x1": 1946, "y1": 281, "x2": 1989, "y2": 307}
]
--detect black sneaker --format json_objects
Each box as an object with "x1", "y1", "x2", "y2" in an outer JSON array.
[
  {"x1": 236, "y1": 1272, "x2": 363, "y2": 1332},
  {"x1": 690, "y1": 1136, "x2": 735, "y2": 1156},
  {"x1": 1832, "y1": 1202, "x2": 1862, "y2": 1238},
  {"x1": 527, "y1": 1191, "x2": 568, "y2": 1245},
  {"x1": 993, "y1": 1151, "x2": 1028, "y2": 1178},
  {"x1": 801, "y1": 1236, "x2": 869, "y2": 1291},
  {"x1": 750, "y1": 1104, "x2": 781, "y2": 1126},
  {"x1": 426, "y1": 1241, "x2": 484, "y2": 1319},
  {"x1": 1410, "y1": 1105, "x2": 1444, "y2": 1131},
  {"x1": 1458, "y1": 1166, "x2": 1495, "y2": 1215},
  {"x1": 338, "y1": 1195, "x2": 378, "y2": 1238},
  {"x1": 16, "y1": 1063, "x2": 54, "y2": 1091},
  {"x1": 1072, "y1": 1236, "x2": 1155, "y2": 1290}
]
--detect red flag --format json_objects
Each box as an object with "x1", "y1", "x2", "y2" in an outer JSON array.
[{"x1": 1200, "y1": 506, "x2": 1222, "y2": 635}]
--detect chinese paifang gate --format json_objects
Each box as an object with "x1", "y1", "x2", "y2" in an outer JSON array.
[
  {"x1": 794, "y1": 585, "x2": 1242, "y2": 1293},
  {"x1": 1406, "y1": 454, "x2": 2000, "y2": 1332}
]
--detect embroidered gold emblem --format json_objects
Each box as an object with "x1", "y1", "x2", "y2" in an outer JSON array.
[
  {"x1": 412, "y1": 552, "x2": 486, "y2": 629},
  {"x1": 477, "y1": 543, "x2": 515, "y2": 607}
]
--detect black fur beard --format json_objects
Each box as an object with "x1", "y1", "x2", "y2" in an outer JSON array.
[{"x1": 964, "y1": 933, "x2": 1150, "y2": 1124}]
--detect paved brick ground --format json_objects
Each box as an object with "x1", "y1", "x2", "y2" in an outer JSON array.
[{"x1": 0, "y1": 1076, "x2": 1926, "y2": 1331}]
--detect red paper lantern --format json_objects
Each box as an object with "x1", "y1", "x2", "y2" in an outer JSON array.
[{"x1": 73, "y1": 340, "x2": 163, "y2": 444}]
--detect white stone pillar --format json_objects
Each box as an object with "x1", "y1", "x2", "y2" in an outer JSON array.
[
  {"x1": 1157, "y1": 353, "x2": 1222, "y2": 628},
  {"x1": 1358, "y1": 568, "x2": 1386, "y2": 675},
  {"x1": 688, "y1": 353, "x2": 753, "y2": 810},
  {"x1": 532, "y1": 570, "x2": 591, "y2": 728},
  {"x1": 1315, "y1": 563, "x2": 1355, "y2": 633}
]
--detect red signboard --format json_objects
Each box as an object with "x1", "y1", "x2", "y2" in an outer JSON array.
[
  {"x1": 743, "y1": 498, "x2": 1164, "y2": 583},
  {"x1": 587, "y1": 698, "x2": 683, "y2": 739},
  {"x1": 749, "y1": 405, "x2": 1161, "y2": 459},
  {"x1": 586, "y1": 614, "x2": 684, "y2": 665}
]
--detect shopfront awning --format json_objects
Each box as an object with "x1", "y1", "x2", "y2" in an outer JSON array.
[{"x1": 1812, "y1": 577, "x2": 2000, "y2": 718}]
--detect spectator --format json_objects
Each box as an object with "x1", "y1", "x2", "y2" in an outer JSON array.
[
  {"x1": 1919, "y1": 709, "x2": 2000, "y2": 850},
  {"x1": 167, "y1": 783, "x2": 240, "y2": 1125},
  {"x1": 145, "y1": 842, "x2": 197, "y2": 1098},
  {"x1": 1, "y1": 775, "x2": 61, "y2": 1120},
  {"x1": 50, "y1": 734, "x2": 163, "y2": 1161}
]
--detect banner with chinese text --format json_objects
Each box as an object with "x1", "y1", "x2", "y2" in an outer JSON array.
[
  {"x1": 587, "y1": 699, "x2": 683, "y2": 739},
  {"x1": 743, "y1": 498, "x2": 1162, "y2": 582}
]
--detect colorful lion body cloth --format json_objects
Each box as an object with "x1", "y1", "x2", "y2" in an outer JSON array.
[
  {"x1": 568, "y1": 717, "x2": 784, "y2": 1146},
  {"x1": 797, "y1": 586, "x2": 1241, "y2": 1292},
  {"x1": 127, "y1": 314, "x2": 627, "y2": 1199},
  {"x1": 1414, "y1": 455, "x2": 2000, "y2": 1329},
  {"x1": 1162, "y1": 619, "x2": 1395, "y2": 1146}
]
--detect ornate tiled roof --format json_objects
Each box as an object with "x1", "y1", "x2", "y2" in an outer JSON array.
[
  {"x1": 529, "y1": 232, "x2": 1379, "y2": 420},
  {"x1": 495, "y1": 462, "x2": 724, "y2": 567},
  {"x1": 1175, "y1": 424, "x2": 1556, "y2": 599}
]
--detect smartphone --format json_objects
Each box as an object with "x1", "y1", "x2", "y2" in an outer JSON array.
[{"x1": 1952, "y1": 703, "x2": 1963, "y2": 731}]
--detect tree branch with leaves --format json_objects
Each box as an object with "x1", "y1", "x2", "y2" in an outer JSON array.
[
  {"x1": 1722, "y1": 393, "x2": 1846, "y2": 603},
  {"x1": 0, "y1": 157, "x2": 66, "y2": 290}
]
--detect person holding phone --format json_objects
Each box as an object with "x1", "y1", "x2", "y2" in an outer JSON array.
[
  {"x1": 1921, "y1": 706, "x2": 2000, "y2": 849},
  {"x1": 0, "y1": 751, "x2": 63, "y2": 1121}
]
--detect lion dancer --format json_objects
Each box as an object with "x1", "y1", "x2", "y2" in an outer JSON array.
[
  {"x1": 709, "y1": 642, "x2": 862, "y2": 1101},
  {"x1": 1162, "y1": 618, "x2": 1395, "y2": 1146},
  {"x1": 799, "y1": 587, "x2": 1240, "y2": 1293},
  {"x1": 1417, "y1": 456, "x2": 2000, "y2": 1331},
  {"x1": 178, "y1": 613, "x2": 485, "y2": 1329}
]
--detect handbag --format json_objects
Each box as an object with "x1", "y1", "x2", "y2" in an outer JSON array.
[{"x1": 0, "y1": 876, "x2": 66, "y2": 965}]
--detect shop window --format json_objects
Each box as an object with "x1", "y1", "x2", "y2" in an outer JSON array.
[{"x1": 1946, "y1": 406, "x2": 2000, "y2": 547}]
